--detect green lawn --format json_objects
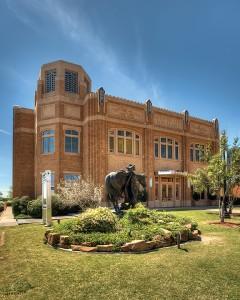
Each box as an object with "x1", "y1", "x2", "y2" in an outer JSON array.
[{"x1": 0, "y1": 210, "x2": 240, "y2": 300}]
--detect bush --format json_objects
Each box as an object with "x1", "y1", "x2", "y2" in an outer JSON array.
[
  {"x1": 26, "y1": 195, "x2": 81, "y2": 218},
  {"x1": 0, "y1": 202, "x2": 4, "y2": 213},
  {"x1": 27, "y1": 199, "x2": 42, "y2": 218},
  {"x1": 75, "y1": 207, "x2": 119, "y2": 233},
  {"x1": 12, "y1": 196, "x2": 31, "y2": 217}
]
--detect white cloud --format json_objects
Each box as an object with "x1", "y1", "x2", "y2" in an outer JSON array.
[{"x1": 6, "y1": 0, "x2": 165, "y2": 104}]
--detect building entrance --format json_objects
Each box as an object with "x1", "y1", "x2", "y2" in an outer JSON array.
[{"x1": 154, "y1": 176, "x2": 181, "y2": 207}]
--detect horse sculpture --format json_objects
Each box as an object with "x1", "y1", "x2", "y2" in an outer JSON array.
[{"x1": 105, "y1": 165, "x2": 146, "y2": 214}]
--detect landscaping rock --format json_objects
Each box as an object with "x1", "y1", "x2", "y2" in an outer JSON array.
[
  {"x1": 45, "y1": 229, "x2": 53, "y2": 239},
  {"x1": 48, "y1": 233, "x2": 60, "y2": 246},
  {"x1": 121, "y1": 240, "x2": 152, "y2": 252},
  {"x1": 71, "y1": 245, "x2": 82, "y2": 251},
  {"x1": 97, "y1": 244, "x2": 114, "y2": 252},
  {"x1": 79, "y1": 246, "x2": 97, "y2": 252},
  {"x1": 145, "y1": 241, "x2": 157, "y2": 250},
  {"x1": 192, "y1": 230, "x2": 201, "y2": 240},
  {"x1": 59, "y1": 235, "x2": 70, "y2": 248}
]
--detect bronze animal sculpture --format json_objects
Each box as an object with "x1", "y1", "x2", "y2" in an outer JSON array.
[{"x1": 105, "y1": 164, "x2": 146, "y2": 214}]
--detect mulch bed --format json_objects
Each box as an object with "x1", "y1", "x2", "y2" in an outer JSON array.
[{"x1": 209, "y1": 221, "x2": 240, "y2": 228}]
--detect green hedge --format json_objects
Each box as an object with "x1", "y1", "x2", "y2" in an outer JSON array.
[{"x1": 13, "y1": 195, "x2": 81, "y2": 218}]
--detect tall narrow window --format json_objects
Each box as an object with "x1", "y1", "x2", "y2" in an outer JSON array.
[
  {"x1": 135, "y1": 134, "x2": 140, "y2": 156},
  {"x1": 126, "y1": 131, "x2": 133, "y2": 154},
  {"x1": 167, "y1": 138, "x2": 173, "y2": 159},
  {"x1": 108, "y1": 130, "x2": 115, "y2": 153},
  {"x1": 155, "y1": 177, "x2": 159, "y2": 200},
  {"x1": 154, "y1": 139, "x2": 159, "y2": 158},
  {"x1": 42, "y1": 130, "x2": 55, "y2": 154},
  {"x1": 117, "y1": 130, "x2": 124, "y2": 153},
  {"x1": 65, "y1": 71, "x2": 78, "y2": 93},
  {"x1": 65, "y1": 130, "x2": 79, "y2": 153},
  {"x1": 45, "y1": 69, "x2": 56, "y2": 93},
  {"x1": 160, "y1": 138, "x2": 167, "y2": 158},
  {"x1": 175, "y1": 142, "x2": 179, "y2": 160}
]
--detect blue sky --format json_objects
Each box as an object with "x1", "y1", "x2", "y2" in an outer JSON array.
[{"x1": 0, "y1": 0, "x2": 240, "y2": 195}]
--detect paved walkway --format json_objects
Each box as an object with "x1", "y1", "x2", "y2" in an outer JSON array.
[{"x1": 0, "y1": 207, "x2": 17, "y2": 227}]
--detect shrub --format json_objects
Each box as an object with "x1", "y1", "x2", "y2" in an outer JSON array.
[
  {"x1": 27, "y1": 199, "x2": 42, "y2": 218},
  {"x1": 0, "y1": 202, "x2": 4, "y2": 213},
  {"x1": 57, "y1": 179, "x2": 103, "y2": 211},
  {"x1": 12, "y1": 196, "x2": 31, "y2": 217},
  {"x1": 75, "y1": 207, "x2": 119, "y2": 233}
]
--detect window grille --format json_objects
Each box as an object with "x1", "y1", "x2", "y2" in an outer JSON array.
[
  {"x1": 65, "y1": 71, "x2": 78, "y2": 93},
  {"x1": 45, "y1": 70, "x2": 56, "y2": 93}
]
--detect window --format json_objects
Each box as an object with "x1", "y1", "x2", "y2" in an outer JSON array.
[
  {"x1": 135, "y1": 134, "x2": 140, "y2": 156},
  {"x1": 65, "y1": 130, "x2": 79, "y2": 153},
  {"x1": 155, "y1": 137, "x2": 179, "y2": 160},
  {"x1": 161, "y1": 138, "x2": 167, "y2": 158},
  {"x1": 175, "y1": 142, "x2": 179, "y2": 160},
  {"x1": 126, "y1": 131, "x2": 133, "y2": 154},
  {"x1": 108, "y1": 130, "x2": 115, "y2": 153},
  {"x1": 45, "y1": 69, "x2": 56, "y2": 93},
  {"x1": 64, "y1": 174, "x2": 80, "y2": 181},
  {"x1": 108, "y1": 129, "x2": 141, "y2": 155},
  {"x1": 167, "y1": 139, "x2": 173, "y2": 159},
  {"x1": 190, "y1": 144, "x2": 205, "y2": 162},
  {"x1": 155, "y1": 177, "x2": 159, "y2": 200},
  {"x1": 42, "y1": 130, "x2": 55, "y2": 154},
  {"x1": 65, "y1": 71, "x2": 78, "y2": 93}
]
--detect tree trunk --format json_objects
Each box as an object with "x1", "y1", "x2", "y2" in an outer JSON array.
[{"x1": 220, "y1": 197, "x2": 225, "y2": 223}]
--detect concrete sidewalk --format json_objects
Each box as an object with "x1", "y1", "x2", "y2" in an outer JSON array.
[{"x1": 0, "y1": 207, "x2": 17, "y2": 227}]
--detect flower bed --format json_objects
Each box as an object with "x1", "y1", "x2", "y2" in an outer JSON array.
[{"x1": 44, "y1": 205, "x2": 201, "y2": 253}]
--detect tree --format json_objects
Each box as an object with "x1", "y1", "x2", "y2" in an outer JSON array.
[{"x1": 189, "y1": 131, "x2": 240, "y2": 223}]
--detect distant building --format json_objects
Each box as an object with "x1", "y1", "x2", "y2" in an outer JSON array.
[{"x1": 13, "y1": 60, "x2": 219, "y2": 207}]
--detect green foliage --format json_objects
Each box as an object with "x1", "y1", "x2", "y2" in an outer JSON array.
[
  {"x1": 12, "y1": 196, "x2": 32, "y2": 216},
  {"x1": 27, "y1": 199, "x2": 42, "y2": 218},
  {"x1": 54, "y1": 206, "x2": 198, "y2": 247},
  {"x1": 0, "y1": 202, "x2": 4, "y2": 213},
  {"x1": 75, "y1": 207, "x2": 119, "y2": 233}
]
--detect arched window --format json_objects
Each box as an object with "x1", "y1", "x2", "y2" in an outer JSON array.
[
  {"x1": 65, "y1": 130, "x2": 79, "y2": 153},
  {"x1": 42, "y1": 130, "x2": 55, "y2": 154},
  {"x1": 108, "y1": 129, "x2": 141, "y2": 156}
]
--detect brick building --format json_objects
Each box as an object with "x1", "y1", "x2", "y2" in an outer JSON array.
[{"x1": 13, "y1": 60, "x2": 219, "y2": 207}]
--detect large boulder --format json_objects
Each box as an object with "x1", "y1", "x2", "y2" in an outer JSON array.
[{"x1": 121, "y1": 240, "x2": 156, "y2": 252}]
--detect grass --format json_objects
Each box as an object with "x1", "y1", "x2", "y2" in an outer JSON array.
[{"x1": 0, "y1": 210, "x2": 240, "y2": 300}]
